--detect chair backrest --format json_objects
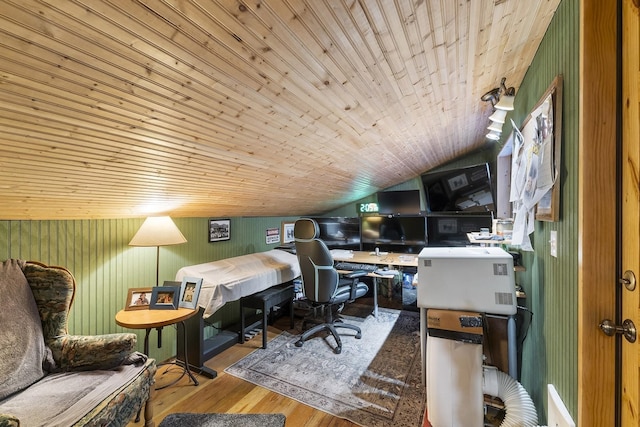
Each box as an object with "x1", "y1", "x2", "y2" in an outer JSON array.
[
  {"x1": 22, "y1": 261, "x2": 75, "y2": 342},
  {"x1": 294, "y1": 218, "x2": 339, "y2": 303}
]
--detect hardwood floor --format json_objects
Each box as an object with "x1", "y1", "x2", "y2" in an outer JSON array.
[{"x1": 128, "y1": 295, "x2": 408, "y2": 427}]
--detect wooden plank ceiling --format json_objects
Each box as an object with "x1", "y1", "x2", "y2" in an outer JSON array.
[{"x1": 0, "y1": 0, "x2": 560, "y2": 220}]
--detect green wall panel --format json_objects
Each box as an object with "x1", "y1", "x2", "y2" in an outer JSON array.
[
  {"x1": 0, "y1": 216, "x2": 298, "y2": 362},
  {"x1": 508, "y1": 0, "x2": 579, "y2": 422}
]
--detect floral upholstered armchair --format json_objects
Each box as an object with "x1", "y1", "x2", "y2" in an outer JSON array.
[{"x1": 0, "y1": 260, "x2": 157, "y2": 427}]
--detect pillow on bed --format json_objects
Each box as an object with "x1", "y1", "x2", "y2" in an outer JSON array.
[{"x1": 0, "y1": 259, "x2": 46, "y2": 400}]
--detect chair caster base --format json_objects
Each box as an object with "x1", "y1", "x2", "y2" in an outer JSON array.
[
  {"x1": 355, "y1": 332, "x2": 362, "y2": 339},
  {"x1": 334, "y1": 347, "x2": 342, "y2": 354},
  {"x1": 295, "y1": 340, "x2": 304, "y2": 347}
]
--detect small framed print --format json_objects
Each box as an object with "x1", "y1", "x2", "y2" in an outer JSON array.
[
  {"x1": 179, "y1": 277, "x2": 202, "y2": 309},
  {"x1": 209, "y1": 218, "x2": 230, "y2": 242},
  {"x1": 282, "y1": 221, "x2": 295, "y2": 244},
  {"x1": 150, "y1": 286, "x2": 179, "y2": 310},
  {"x1": 125, "y1": 287, "x2": 152, "y2": 311}
]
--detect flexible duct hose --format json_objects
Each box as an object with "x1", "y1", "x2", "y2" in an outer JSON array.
[{"x1": 483, "y1": 366, "x2": 538, "y2": 427}]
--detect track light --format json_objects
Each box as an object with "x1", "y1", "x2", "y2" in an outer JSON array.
[
  {"x1": 489, "y1": 109, "x2": 507, "y2": 124},
  {"x1": 495, "y1": 95, "x2": 515, "y2": 111},
  {"x1": 481, "y1": 77, "x2": 516, "y2": 142},
  {"x1": 486, "y1": 131, "x2": 501, "y2": 141},
  {"x1": 488, "y1": 121, "x2": 503, "y2": 133}
]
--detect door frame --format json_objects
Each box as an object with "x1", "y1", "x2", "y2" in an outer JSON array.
[{"x1": 578, "y1": 0, "x2": 619, "y2": 425}]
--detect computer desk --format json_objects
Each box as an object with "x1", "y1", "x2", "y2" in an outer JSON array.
[{"x1": 332, "y1": 250, "x2": 419, "y2": 317}]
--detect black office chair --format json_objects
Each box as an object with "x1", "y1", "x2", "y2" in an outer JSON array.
[{"x1": 293, "y1": 218, "x2": 369, "y2": 354}]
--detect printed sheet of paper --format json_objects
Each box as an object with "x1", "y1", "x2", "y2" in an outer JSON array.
[{"x1": 509, "y1": 92, "x2": 555, "y2": 250}]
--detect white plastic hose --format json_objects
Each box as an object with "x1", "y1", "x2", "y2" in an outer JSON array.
[{"x1": 483, "y1": 366, "x2": 539, "y2": 427}]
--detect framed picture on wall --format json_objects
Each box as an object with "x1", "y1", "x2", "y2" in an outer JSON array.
[
  {"x1": 282, "y1": 221, "x2": 295, "y2": 244},
  {"x1": 125, "y1": 287, "x2": 152, "y2": 311},
  {"x1": 208, "y1": 218, "x2": 230, "y2": 242}
]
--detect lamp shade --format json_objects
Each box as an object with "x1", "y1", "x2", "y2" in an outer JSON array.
[
  {"x1": 489, "y1": 109, "x2": 508, "y2": 124},
  {"x1": 129, "y1": 216, "x2": 187, "y2": 247},
  {"x1": 495, "y1": 95, "x2": 515, "y2": 111},
  {"x1": 488, "y1": 121, "x2": 503, "y2": 133},
  {"x1": 486, "y1": 130, "x2": 501, "y2": 141}
]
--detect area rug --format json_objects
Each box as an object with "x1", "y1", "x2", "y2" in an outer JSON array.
[
  {"x1": 159, "y1": 413, "x2": 286, "y2": 427},
  {"x1": 225, "y1": 305, "x2": 424, "y2": 427}
]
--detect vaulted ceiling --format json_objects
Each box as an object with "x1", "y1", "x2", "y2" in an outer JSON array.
[{"x1": 0, "y1": 0, "x2": 560, "y2": 220}]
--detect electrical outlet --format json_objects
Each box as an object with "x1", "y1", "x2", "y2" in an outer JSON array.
[{"x1": 550, "y1": 230, "x2": 558, "y2": 257}]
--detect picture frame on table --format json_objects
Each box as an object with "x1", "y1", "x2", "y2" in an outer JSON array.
[
  {"x1": 179, "y1": 277, "x2": 202, "y2": 309},
  {"x1": 149, "y1": 286, "x2": 180, "y2": 310},
  {"x1": 124, "y1": 287, "x2": 152, "y2": 311},
  {"x1": 209, "y1": 218, "x2": 230, "y2": 242}
]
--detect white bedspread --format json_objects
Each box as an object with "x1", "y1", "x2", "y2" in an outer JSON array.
[{"x1": 175, "y1": 249, "x2": 301, "y2": 318}]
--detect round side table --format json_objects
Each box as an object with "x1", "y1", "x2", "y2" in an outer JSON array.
[{"x1": 116, "y1": 307, "x2": 199, "y2": 388}]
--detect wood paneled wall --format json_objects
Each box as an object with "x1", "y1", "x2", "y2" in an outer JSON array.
[{"x1": 0, "y1": 216, "x2": 297, "y2": 362}]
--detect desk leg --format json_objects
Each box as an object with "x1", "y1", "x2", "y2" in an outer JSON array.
[{"x1": 372, "y1": 277, "x2": 378, "y2": 317}]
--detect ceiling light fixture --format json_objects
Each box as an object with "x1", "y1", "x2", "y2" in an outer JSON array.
[
  {"x1": 482, "y1": 77, "x2": 516, "y2": 141},
  {"x1": 489, "y1": 109, "x2": 508, "y2": 124},
  {"x1": 486, "y1": 130, "x2": 501, "y2": 141},
  {"x1": 488, "y1": 121, "x2": 504, "y2": 133}
]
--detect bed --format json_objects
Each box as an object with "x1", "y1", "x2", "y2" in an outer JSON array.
[
  {"x1": 174, "y1": 249, "x2": 301, "y2": 374},
  {"x1": 176, "y1": 249, "x2": 301, "y2": 319}
]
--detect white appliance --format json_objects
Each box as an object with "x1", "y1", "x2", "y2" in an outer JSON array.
[
  {"x1": 417, "y1": 246, "x2": 519, "y2": 426},
  {"x1": 425, "y1": 309, "x2": 484, "y2": 426},
  {"x1": 417, "y1": 246, "x2": 517, "y2": 315}
]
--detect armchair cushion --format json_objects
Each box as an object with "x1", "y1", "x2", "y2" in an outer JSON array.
[
  {"x1": 0, "y1": 361, "x2": 152, "y2": 426},
  {"x1": 22, "y1": 261, "x2": 137, "y2": 372},
  {"x1": 0, "y1": 259, "x2": 47, "y2": 400},
  {"x1": 48, "y1": 333, "x2": 138, "y2": 372}
]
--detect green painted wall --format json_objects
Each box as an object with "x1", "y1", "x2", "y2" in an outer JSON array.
[
  {"x1": 502, "y1": 0, "x2": 579, "y2": 422},
  {"x1": 0, "y1": 216, "x2": 297, "y2": 362}
]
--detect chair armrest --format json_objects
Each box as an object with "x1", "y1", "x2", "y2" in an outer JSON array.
[
  {"x1": 339, "y1": 270, "x2": 368, "y2": 300},
  {"x1": 0, "y1": 414, "x2": 20, "y2": 427},
  {"x1": 343, "y1": 270, "x2": 368, "y2": 279},
  {"x1": 47, "y1": 333, "x2": 137, "y2": 372}
]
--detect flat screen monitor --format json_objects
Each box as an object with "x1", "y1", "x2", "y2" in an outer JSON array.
[
  {"x1": 377, "y1": 190, "x2": 422, "y2": 215},
  {"x1": 421, "y1": 163, "x2": 495, "y2": 213},
  {"x1": 426, "y1": 214, "x2": 493, "y2": 247},
  {"x1": 309, "y1": 217, "x2": 360, "y2": 249},
  {"x1": 361, "y1": 215, "x2": 427, "y2": 245}
]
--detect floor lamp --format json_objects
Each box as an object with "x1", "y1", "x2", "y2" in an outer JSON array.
[{"x1": 129, "y1": 216, "x2": 187, "y2": 287}]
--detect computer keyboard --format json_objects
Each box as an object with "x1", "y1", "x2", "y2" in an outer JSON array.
[{"x1": 334, "y1": 262, "x2": 377, "y2": 272}]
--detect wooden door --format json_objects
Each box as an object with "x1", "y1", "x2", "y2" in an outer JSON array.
[{"x1": 621, "y1": 0, "x2": 640, "y2": 425}]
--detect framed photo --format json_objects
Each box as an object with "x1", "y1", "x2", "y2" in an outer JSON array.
[
  {"x1": 179, "y1": 277, "x2": 202, "y2": 309},
  {"x1": 209, "y1": 218, "x2": 230, "y2": 242},
  {"x1": 282, "y1": 221, "x2": 295, "y2": 244},
  {"x1": 125, "y1": 287, "x2": 152, "y2": 311},
  {"x1": 447, "y1": 173, "x2": 469, "y2": 192},
  {"x1": 150, "y1": 286, "x2": 179, "y2": 310}
]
